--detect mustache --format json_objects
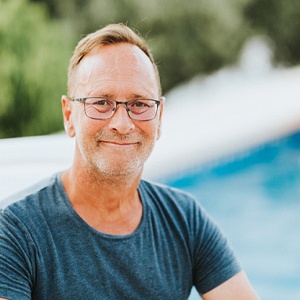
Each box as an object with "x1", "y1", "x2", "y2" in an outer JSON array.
[{"x1": 95, "y1": 131, "x2": 143, "y2": 143}]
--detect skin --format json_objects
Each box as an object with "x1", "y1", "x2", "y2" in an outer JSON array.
[
  {"x1": 201, "y1": 271, "x2": 259, "y2": 299},
  {"x1": 0, "y1": 42, "x2": 259, "y2": 300},
  {"x1": 61, "y1": 43, "x2": 164, "y2": 235}
]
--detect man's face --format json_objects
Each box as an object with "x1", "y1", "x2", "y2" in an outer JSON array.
[{"x1": 63, "y1": 43, "x2": 164, "y2": 177}]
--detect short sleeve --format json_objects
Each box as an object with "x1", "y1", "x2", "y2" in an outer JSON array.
[
  {"x1": 0, "y1": 209, "x2": 34, "y2": 300},
  {"x1": 192, "y1": 203, "x2": 242, "y2": 294}
]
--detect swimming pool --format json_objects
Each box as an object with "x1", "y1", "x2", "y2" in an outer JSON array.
[{"x1": 164, "y1": 131, "x2": 300, "y2": 299}]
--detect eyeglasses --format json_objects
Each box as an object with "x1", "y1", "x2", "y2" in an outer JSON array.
[{"x1": 70, "y1": 97, "x2": 161, "y2": 121}]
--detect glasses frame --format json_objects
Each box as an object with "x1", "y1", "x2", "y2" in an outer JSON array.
[{"x1": 70, "y1": 97, "x2": 161, "y2": 121}]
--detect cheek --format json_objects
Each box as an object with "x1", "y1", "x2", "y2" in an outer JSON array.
[
  {"x1": 72, "y1": 108, "x2": 97, "y2": 136},
  {"x1": 77, "y1": 122, "x2": 99, "y2": 144},
  {"x1": 140, "y1": 122, "x2": 160, "y2": 148},
  {"x1": 74, "y1": 123, "x2": 99, "y2": 162}
]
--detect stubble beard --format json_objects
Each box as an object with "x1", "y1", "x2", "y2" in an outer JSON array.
[{"x1": 81, "y1": 130, "x2": 156, "y2": 179}]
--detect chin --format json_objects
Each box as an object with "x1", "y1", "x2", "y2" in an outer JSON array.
[{"x1": 93, "y1": 160, "x2": 144, "y2": 177}]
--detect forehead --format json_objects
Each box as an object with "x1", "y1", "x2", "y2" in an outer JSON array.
[{"x1": 75, "y1": 43, "x2": 159, "y2": 98}]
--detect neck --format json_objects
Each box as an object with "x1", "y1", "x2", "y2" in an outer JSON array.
[{"x1": 61, "y1": 165, "x2": 143, "y2": 235}]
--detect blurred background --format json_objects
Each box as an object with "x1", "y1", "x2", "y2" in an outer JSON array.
[
  {"x1": 1, "y1": 0, "x2": 300, "y2": 299},
  {"x1": 1, "y1": 0, "x2": 300, "y2": 138}
]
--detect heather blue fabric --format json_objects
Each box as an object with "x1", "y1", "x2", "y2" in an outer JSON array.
[{"x1": 0, "y1": 173, "x2": 241, "y2": 299}]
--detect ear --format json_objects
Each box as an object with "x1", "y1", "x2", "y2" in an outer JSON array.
[
  {"x1": 156, "y1": 96, "x2": 165, "y2": 140},
  {"x1": 61, "y1": 95, "x2": 75, "y2": 138}
]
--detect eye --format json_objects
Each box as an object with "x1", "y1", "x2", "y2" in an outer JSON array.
[
  {"x1": 95, "y1": 100, "x2": 107, "y2": 106},
  {"x1": 129, "y1": 100, "x2": 151, "y2": 108},
  {"x1": 87, "y1": 98, "x2": 113, "y2": 107},
  {"x1": 135, "y1": 102, "x2": 148, "y2": 108}
]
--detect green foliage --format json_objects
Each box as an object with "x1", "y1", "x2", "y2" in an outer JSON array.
[
  {"x1": 244, "y1": 0, "x2": 300, "y2": 65},
  {"x1": 8, "y1": 0, "x2": 300, "y2": 137},
  {"x1": 33, "y1": 0, "x2": 250, "y2": 93},
  {"x1": 0, "y1": 0, "x2": 72, "y2": 138},
  {"x1": 140, "y1": 0, "x2": 250, "y2": 92}
]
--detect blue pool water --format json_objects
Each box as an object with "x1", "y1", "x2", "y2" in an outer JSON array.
[{"x1": 164, "y1": 131, "x2": 300, "y2": 300}]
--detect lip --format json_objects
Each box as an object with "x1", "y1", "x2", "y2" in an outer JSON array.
[{"x1": 101, "y1": 141, "x2": 138, "y2": 147}]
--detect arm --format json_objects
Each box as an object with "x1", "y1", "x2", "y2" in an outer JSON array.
[
  {"x1": 0, "y1": 210, "x2": 33, "y2": 300},
  {"x1": 201, "y1": 271, "x2": 259, "y2": 300},
  {"x1": 189, "y1": 198, "x2": 259, "y2": 298}
]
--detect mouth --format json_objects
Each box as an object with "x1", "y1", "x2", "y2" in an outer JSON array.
[{"x1": 100, "y1": 141, "x2": 138, "y2": 147}]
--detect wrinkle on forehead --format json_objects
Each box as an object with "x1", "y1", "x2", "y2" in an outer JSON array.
[{"x1": 75, "y1": 44, "x2": 159, "y2": 98}]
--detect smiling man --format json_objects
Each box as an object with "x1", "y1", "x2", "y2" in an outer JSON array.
[{"x1": 0, "y1": 24, "x2": 259, "y2": 299}]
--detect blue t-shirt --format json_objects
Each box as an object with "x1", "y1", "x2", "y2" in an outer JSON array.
[{"x1": 0, "y1": 173, "x2": 241, "y2": 299}]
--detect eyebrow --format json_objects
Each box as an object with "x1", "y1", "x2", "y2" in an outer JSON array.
[
  {"x1": 130, "y1": 93, "x2": 150, "y2": 99},
  {"x1": 96, "y1": 93, "x2": 114, "y2": 99},
  {"x1": 90, "y1": 93, "x2": 151, "y2": 99}
]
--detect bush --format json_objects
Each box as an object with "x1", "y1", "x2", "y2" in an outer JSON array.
[
  {"x1": 2, "y1": 0, "x2": 253, "y2": 137},
  {"x1": 0, "y1": 0, "x2": 72, "y2": 138},
  {"x1": 244, "y1": 0, "x2": 300, "y2": 65},
  {"x1": 31, "y1": 0, "x2": 251, "y2": 93}
]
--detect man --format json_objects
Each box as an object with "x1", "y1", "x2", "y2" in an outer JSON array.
[{"x1": 0, "y1": 24, "x2": 259, "y2": 299}]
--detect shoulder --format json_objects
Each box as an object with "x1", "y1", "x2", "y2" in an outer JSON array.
[
  {"x1": 0, "y1": 173, "x2": 67, "y2": 249},
  {"x1": 0, "y1": 173, "x2": 61, "y2": 218},
  {"x1": 140, "y1": 179, "x2": 200, "y2": 211},
  {"x1": 139, "y1": 179, "x2": 210, "y2": 228},
  {"x1": 140, "y1": 179, "x2": 197, "y2": 203}
]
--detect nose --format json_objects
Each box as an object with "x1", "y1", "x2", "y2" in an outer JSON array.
[{"x1": 108, "y1": 104, "x2": 135, "y2": 134}]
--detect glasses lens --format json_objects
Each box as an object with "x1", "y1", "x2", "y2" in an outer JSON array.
[
  {"x1": 127, "y1": 99, "x2": 158, "y2": 120},
  {"x1": 82, "y1": 98, "x2": 159, "y2": 120},
  {"x1": 84, "y1": 98, "x2": 115, "y2": 119}
]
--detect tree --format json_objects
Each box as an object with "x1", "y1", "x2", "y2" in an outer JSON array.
[
  {"x1": 0, "y1": 0, "x2": 72, "y2": 138},
  {"x1": 244, "y1": 0, "x2": 300, "y2": 65},
  {"x1": 2, "y1": 0, "x2": 253, "y2": 137},
  {"x1": 29, "y1": 0, "x2": 251, "y2": 93}
]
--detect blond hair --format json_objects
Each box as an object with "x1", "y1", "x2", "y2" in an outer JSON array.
[{"x1": 68, "y1": 23, "x2": 161, "y2": 97}]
